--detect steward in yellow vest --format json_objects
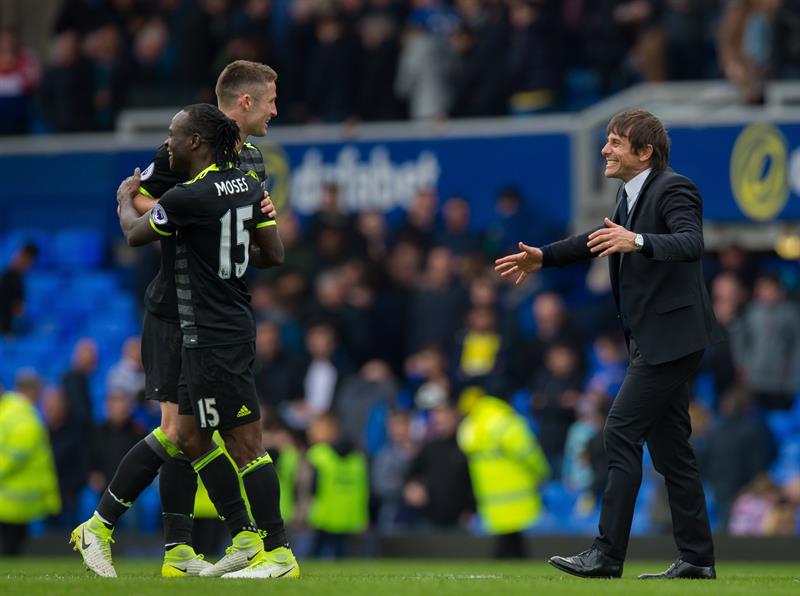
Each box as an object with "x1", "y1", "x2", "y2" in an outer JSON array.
[
  {"x1": 305, "y1": 414, "x2": 368, "y2": 558},
  {"x1": 0, "y1": 380, "x2": 61, "y2": 555},
  {"x1": 458, "y1": 392, "x2": 549, "y2": 557}
]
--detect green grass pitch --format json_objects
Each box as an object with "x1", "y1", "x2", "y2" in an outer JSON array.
[{"x1": 0, "y1": 558, "x2": 798, "y2": 595}]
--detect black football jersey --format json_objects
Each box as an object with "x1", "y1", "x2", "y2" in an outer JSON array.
[
  {"x1": 149, "y1": 164, "x2": 274, "y2": 348},
  {"x1": 138, "y1": 141, "x2": 271, "y2": 323}
]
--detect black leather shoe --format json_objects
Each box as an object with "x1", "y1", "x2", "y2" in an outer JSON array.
[
  {"x1": 638, "y1": 559, "x2": 716, "y2": 580},
  {"x1": 548, "y1": 548, "x2": 623, "y2": 578}
]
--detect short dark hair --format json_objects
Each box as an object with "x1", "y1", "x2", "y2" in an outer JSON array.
[
  {"x1": 215, "y1": 60, "x2": 277, "y2": 108},
  {"x1": 182, "y1": 103, "x2": 241, "y2": 168},
  {"x1": 606, "y1": 109, "x2": 670, "y2": 171}
]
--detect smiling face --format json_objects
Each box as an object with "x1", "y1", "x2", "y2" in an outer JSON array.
[
  {"x1": 600, "y1": 131, "x2": 653, "y2": 182},
  {"x1": 166, "y1": 110, "x2": 194, "y2": 174},
  {"x1": 242, "y1": 81, "x2": 277, "y2": 138}
]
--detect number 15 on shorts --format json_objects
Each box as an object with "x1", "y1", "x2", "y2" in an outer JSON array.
[{"x1": 197, "y1": 397, "x2": 220, "y2": 428}]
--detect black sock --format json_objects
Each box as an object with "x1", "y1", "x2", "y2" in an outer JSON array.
[
  {"x1": 96, "y1": 431, "x2": 168, "y2": 527},
  {"x1": 193, "y1": 446, "x2": 256, "y2": 539},
  {"x1": 240, "y1": 454, "x2": 288, "y2": 550},
  {"x1": 160, "y1": 454, "x2": 197, "y2": 548}
]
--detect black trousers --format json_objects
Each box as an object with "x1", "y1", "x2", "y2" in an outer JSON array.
[{"x1": 592, "y1": 341, "x2": 714, "y2": 566}]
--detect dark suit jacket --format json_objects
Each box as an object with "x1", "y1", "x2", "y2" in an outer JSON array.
[{"x1": 541, "y1": 168, "x2": 722, "y2": 365}]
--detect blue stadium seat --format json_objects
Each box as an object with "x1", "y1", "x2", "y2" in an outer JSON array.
[
  {"x1": 541, "y1": 481, "x2": 579, "y2": 520},
  {"x1": 53, "y1": 228, "x2": 105, "y2": 270},
  {"x1": 770, "y1": 435, "x2": 800, "y2": 484},
  {"x1": 693, "y1": 372, "x2": 717, "y2": 410},
  {"x1": 25, "y1": 271, "x2": 64, "y2": 320},
  {"x1": 65, "y1": 272, "x2": 119, "y2": 306}
]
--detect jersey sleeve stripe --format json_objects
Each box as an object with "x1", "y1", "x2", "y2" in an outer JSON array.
[
  {"x1": 256, "y1": 220, "x2": 277, "y2": 228},
  {"x1": 149, "y1": 217, "x2": 173, "y2": 236},
  {"x1": 138, "y1": 186, "x2": 154, "y2": 198}
]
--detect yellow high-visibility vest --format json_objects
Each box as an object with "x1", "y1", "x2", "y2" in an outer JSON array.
[
  {"x1": 0, "y1": 392, "x2": 61, "y2": 523},
  {"x1": 307, "y1": 443, "x2": 368, "y2": 534},
  {"x1": 458, "y1": 395, "x2": 549, "y2": 534}
]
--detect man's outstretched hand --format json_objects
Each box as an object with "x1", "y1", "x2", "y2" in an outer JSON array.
[{"x1": 494, "y1": 242, "x2": 543, "y2": 285}]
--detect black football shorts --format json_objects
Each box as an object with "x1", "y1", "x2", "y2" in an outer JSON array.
[
  {"x1": 178, "y1": 341, "x2": 261, "y2": 431},
  {"x1": 142, "y1": 310, "x2": 182, "y2": 404}
]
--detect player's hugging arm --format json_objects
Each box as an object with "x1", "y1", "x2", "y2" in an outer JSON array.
[
  {"x1": 116, "y1": 168, "x2": 173, "y2": 247},
  {"x1": 249, "y1": 224, "x2": 284, "y2": 268}
]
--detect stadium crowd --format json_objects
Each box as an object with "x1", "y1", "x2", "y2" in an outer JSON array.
[
  {"x1": 2, "y1": 0, "x2": 800, "y2": 134},
  {"x1": 1, "y1": 183, "x2": 799, "y2": 556}
]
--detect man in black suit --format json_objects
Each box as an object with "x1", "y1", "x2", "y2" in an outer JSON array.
[{"x1": 495, "y1": 109, "x2": 720, "y2": 580}]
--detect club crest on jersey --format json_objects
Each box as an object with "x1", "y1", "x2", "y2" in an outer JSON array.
[
  {"x1": 141, "y1": 162, "x2": 155, "y2": 181},
  {"x1": 152, "y1": 204, "x2": 168, "y2": 225}
]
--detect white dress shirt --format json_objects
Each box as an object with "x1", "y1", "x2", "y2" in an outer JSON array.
[{"x1": 623, "y1": 168, "x2": 652, "y2": 218}]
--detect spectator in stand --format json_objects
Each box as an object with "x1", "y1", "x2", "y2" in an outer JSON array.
[
  {"x1": 372, "y1": 410, "x2": 417, "y2": 529},
  {"x1": 283, "y1": 321, "x2": 353, "y2": 429},
  {"x1": 41, "y1": 385, "x2": 86, "y2": 528},
  {"x1": 662, "y1": 0, "x2": 715, "y2": 81},
  {"x1": 306, "y1": 12, "x2": 358, "y2": 122},
  {"x1": 585, "y1": 334, "x2": 627, "y2": 397},
  {"x1": 701, "y1": 385, "x2": 775, "y2": 530},
  {"x1": 335, "y1": 359, "x2": 398, "y2": 453},
  {"x1": 39, "y1": 31, "x2": 95, "y2": 132},
  {"x1": 127, "y1": 17, "x2": 177, "y2": 106},
  {"x1": 353, "y1": 210, "x2": 390, "y2": 263},
  {"x1": 729, "y1": 473, "x2": 783, "y2": 535},
  {"x1": 106, "y1": 336, "x2": 145, "y2": 402},
  {"x1": 531, "y1": 343, "x2": 585, "y2": 478},
  {"x1": 82, "y1": 23, "x2": 127, "y2": 130},
  {"x1": 451, "y1": 305, "x2": 504, "y2": 391},
  {"x1": 772, "y1": 0, "x2": 800, "y2": 79},
  {"x1": 509, "y1": 291, "x2": 583, "y2": 389},
  {"x1": 438, "y1": 195, "x2": 484, "y2": 258},
  {"x1": 402, "y1": 345, "x2": 449, "y2": 407},
  {"x1": 61, "y1": 337, "x2": 97, "y2": 434},
  {"x1": 404, "y1": 399, "x2": 474, "y2": 528},
  {"x1": 309, "y1": 268, "x2": 373, "y2": 365},
  {"x1": 704, "y1": 272, "x2": 748, "y2": 399},
  {"x1": 734, "y1": 272, "x2": 800, "y2": 410},
  {"x1": 356, "y1": 13, "x2": 402, "y2": 121},
  {"x1": 0, "y1": 28, "x2": 40, "y2": 135},
  {"x1": 505, "y1": 0, "x2": 562, "y2": 115},
  {"x1": 254, "y1": 320, "x2": 305, "y2": 418},
  {"x1": 369, "y1": 240, "x2": 422, "y2": 374},
  {"x1": 448, "y1": 0, "x2": 509, "y2": 118},
  {"x1": 174, "y1": 0, "x2": 231, "y2": 102},
  {"x1": 393, "y1": 187, "x2": 439, "y2": 255},
  {"x1": 485, "y1": 187, "x2": 534, "y2": 259},
  {"x1": 0, "y1": 243, "x2": 38, "y2": 337},
  {"x1": 88, "y1": 390, "x2": 145, "y2": 495},
  {"x1": 718, "y1": 0, "x2": 782, "y2": 104},
  {"x1": 407, "y1": 246, "x2": 468, "y2": 355},
  {"x1": 562, "y1": 392, "x2": 610, "y2": 495},
  {"x1": 394, "y1": 6, "x2": 455, "y2": 120}
]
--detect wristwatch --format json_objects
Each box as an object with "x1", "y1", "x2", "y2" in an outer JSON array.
[{"x1": 634, "y1": 234, "x2": 645, "y2": 252}]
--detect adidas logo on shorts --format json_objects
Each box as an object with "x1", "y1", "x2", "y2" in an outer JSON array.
[{"x1": 236, "y1": 405, "x2": 252, "y2": 418}]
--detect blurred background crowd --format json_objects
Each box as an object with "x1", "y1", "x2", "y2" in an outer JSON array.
[
  {"x1": 2, "y1": 181, "x2": 799, "y2": 556},
  {"x1": 2, "y1": 0, "x2": 800, "y2": 134}
]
